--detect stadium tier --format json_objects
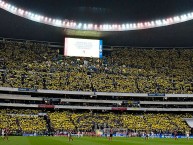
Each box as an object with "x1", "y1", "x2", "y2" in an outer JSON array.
[
  {"x1": 0, "y1": 109, "x2": 192, "y2": 135},
  {"x1": 0, "y1": 40, "x2": 193, "y2": 94}
]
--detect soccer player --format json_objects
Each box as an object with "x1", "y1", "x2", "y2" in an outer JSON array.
[
  {"x1": 186, "y1": 130, "x2": 190, "y2": 140},
  {"x1": 68, "y1": 131, "x2": 73, "y2": 142},
  {"x1": 174, "y1": 130, "x2": 178, "y2": 140},
  {"x1": 145, "y1": 131, "x2": 149, "y2": 140},
  {"x1": 5, "y1": 128, "x2": 9, "y2": 140},
  {"x1": 109, "y1": 129, "x2": 113, "y2": 141},
  {"x1": 77, "y1": 131, "x2": 80, "y2": 138},
  {"x1": 1, "y1": 129, "x2": 5, "y2": 140},
  {"x1": 4, "y1": 128, "x2": 9, "y2": 141},
  {"x1": 150, "y1": 131, "x2": 154, "y2": 139}
]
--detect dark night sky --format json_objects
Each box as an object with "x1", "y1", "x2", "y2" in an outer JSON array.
[{"x1": 1, "y1": 0, "x2": 193, "y2": 46}]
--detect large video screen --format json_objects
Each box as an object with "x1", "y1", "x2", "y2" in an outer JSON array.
[{"x1": 64, "y1": 38, "x2": 103, "y2": 58}]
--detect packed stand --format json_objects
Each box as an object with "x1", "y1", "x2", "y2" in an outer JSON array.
[
  {"x1": 0, "y1": 109, "x2": 47, "y2": 134},
  {"x1": 48, "y1": 111, "x2": 192, "y2": 134},
  {"x1": 0, "y1": 109, "x2": 18, "y2": 132},
  {"x1": 0, "y1": 40, "x2": 193, "y2": 93},
  {"x1": 0, "y1": 109, "x2": 192, "y2": 134},
  {"x1": 48, "y1": 111, "x2": 75, "y2": 131}
]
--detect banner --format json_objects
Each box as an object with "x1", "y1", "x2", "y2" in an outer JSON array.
[
  {"x1": 38, "y1": 104, "x2": 55, "y2": 108},
  {"x1": 18, "y1": 88, "x2": 37, "y2": 92},
  {"x1": 112, "y1": 107, "x2": 127, "y2": 111},
  {"x1": 23, "y1": 133, "x2": 37, "y2": 136},
  {"x1": 142, "y1": 135, "x2": 193, "y2": 138},
  {"x1": 38, "y1": 113, "x2": 47, "y2": 116},
  {"x1": 148, "y1": 93, "x2": 165, "y2": 96}
]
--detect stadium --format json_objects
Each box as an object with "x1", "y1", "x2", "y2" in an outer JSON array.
[{"x1": 0, "y1": 0, "x2": 193, "y2": 145}]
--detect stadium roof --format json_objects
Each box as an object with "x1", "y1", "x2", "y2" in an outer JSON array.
[{"x1": 1, "y1": 0, "x2": 193, "y2": 46}]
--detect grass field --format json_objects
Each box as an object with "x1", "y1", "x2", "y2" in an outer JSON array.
[{"x1": 0, "y1": 136, "x2": 193, "y2": 145}]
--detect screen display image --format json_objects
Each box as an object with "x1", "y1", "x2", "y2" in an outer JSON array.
[{"x1": 64, "y1": 38, "x2": 103, "y2": 58}]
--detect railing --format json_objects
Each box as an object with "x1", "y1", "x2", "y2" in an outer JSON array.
[
  {"x1": 1, "y1": 87, "x2": 193, "y2": 98},
  {"x1": 0, "y1": 103, "x2": 193, "y2": 111}
]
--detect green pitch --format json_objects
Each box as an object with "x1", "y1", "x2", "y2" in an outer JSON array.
[{"x1": 0, "y1": 136, "x2": 193, "y2": 145}]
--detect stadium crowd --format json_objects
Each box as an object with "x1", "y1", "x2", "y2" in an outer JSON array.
[
  {"x1": 0, "y1": 40, "x2": 193, "y2": 94},
  {"x1": 0, "y1": 109, "x2": 46, "y2": 134},
  {"x1": 0, "y1": 109, "x2": 191, "y2": 135}
]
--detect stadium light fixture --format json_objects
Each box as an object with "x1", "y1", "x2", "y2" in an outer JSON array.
[
  {"x1": 187, "y1": 13, "x2": 192, "y2": 19},
  {"x1": 0, "y1": 1, "x2": 4, "y2": 7},
  {"x1": 134, "y1": 23, "x2": 138, "y2": 28},
  {"x1": 48, "y1": 18, "x2": 52, "y2": 22},
  {"x1": 88, "y1": 24, "x2": 93, "y2": 29},
  {"x1": 44, "y1": 17, "x2": 48, "y2": 22},
  {"x1": 108, "y1": 24, "x2": 111, "y2": 30},
  {"x1": 78, "y1": 23, "x2": 82, "y2": 28},
  {"x1": 155, "y1": 20, "x2": 162, "y2": 26},
  {"x1": 173, "y1": 16, "x2": 180, "y2": 22},
  {"x1": 83, "y1": 23, "x2": 87, "y2": 29},
  {"x1": 147, "y1": 22, "x2": 151, "y2": 27},
  {"x1": 129, "y1": 24, "x2": 133, "y2": 29},
  {"x1": 94, "y1": 24, "x2": 98, "y2": 29},
  {"x1": 6, "y1": 4, "x2": 10, "y2": 9},
  {"x1": 10, "y1": 6, "x2": 17, "y2": 12},
  {"x1": 126, "y1": 24, "x2": 129, "y2": 29},
  {"x1": 118, "y1": 25, "x2": 121, "y2": 31},
  {"x1": 181, "y1": 14, "x2": 188, "y2": 21},
  {"x1": 27, "y1": 12, "x2": 32, "y2": 17},
  {"x1": 122, "y1": 24, "x2": 126, "y2": 30},
  {"x1": 1, "y1": 0, "x2": 193, "y2": 31},
  {"x1": 100, "y1": 25, "x2": 103, "y2": 29},
  {"x1": 54, "y1": 19, "x2": 62, "y2": 27},
  {"x1": 73, "y1": 22, "x2": 77, "y2": 27}
]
